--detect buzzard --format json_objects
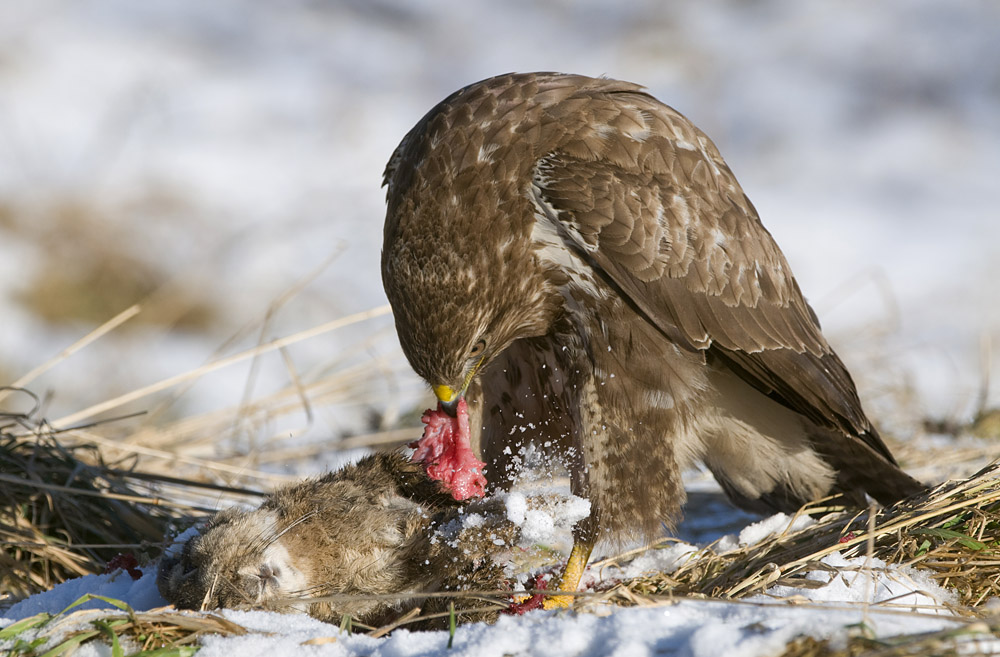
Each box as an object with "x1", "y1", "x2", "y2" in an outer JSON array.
[{"x1": 381, "y1": 72, "x2": 924, "y2": 605}]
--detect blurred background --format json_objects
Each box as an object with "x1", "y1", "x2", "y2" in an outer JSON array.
[{"x1": 1, "y1": 0, "x2": 997, "y2": 478}]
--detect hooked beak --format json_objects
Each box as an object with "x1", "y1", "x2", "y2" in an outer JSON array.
[{"x1": 433, "y1": 384, "x2": 462, "y2": 417}]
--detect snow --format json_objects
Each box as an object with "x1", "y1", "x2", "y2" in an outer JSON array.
[
  {"x1": 612, "y1": 543, "x2": 700, "y2": 582},
  {"x1": 505, "y1": 491, "x2": 529, "y2": 525},
  {"x1": 761, "y1": 553, "x2": 955, "y2": 614},
  {"x1": 2, "y1": 569, "x2": 167, "y2": 622},
  {"x1": 2, "y1": 0, "x2": 999, "y2": 654},
  {"x1": 502, "y1": 490, "x2": 591, "y2": 545},
  {"x1": 1, "y1": 553, "x2": 965, "y2": 657},
  {"x1": 0, "y1": 485, "x2": 970, "y2": 656},
  {"x1": 737, "y1": 512, "x2": 815, "y2": 547}
]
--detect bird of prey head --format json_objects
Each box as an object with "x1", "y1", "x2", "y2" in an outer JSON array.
[
  {"x1": 382, "y1": 83, "x2": 566, "y2": 411},
  {"x1": 381, "y1": 237, "x2": 561, "y2": 413}
]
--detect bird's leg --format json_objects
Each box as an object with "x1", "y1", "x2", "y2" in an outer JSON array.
[
  {"x1": 541, "y1": 414, "x2": 596, "y2": 609},
  {"x1": 542, "y1": 541, "x2": 593, "y2": 609}
]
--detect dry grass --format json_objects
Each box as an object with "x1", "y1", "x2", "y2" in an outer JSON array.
[
  {"x1": 0, "y1": 383, "x2": 278, "y2": 604},
  {"x1": 777, "y1": 621, "x2": 1000, "y2": 657},
  {"x1": 594, "y1": 460, "x2": 1000, "y2": 610},
  {"x1": 7, "y1": 361, "x2": 1000, "y2": 650},
  {"x1": 0, "y1": 301, "x2": 413, "y2": 508},
  {"x1": 0, "y1": 300, "x2": 415, "y2": 610},
  {"x1": 1, "y1": 594, "x2": 247, "y2": 656},
  {"x1": 0, "y1": 406, "x2": 212, "y2": 601},
  {"x1": 40, "y1": 304, "x2": 405, "y2": 484}
]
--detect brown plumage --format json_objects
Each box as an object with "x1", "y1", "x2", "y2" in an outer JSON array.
[{"x1": 381, "y1": 72, "x2": 925, "y2": 555}]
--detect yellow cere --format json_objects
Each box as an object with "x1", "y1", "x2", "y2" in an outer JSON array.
[
  {"x1": 434, "y1": 355, "x2": 486, "y2": 403},
  {"x1": 433, "y1": 384, "x2": 458, "y2": 403}
]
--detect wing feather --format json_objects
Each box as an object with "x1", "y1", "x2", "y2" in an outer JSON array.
[{"x1": 530, "y1": 89, "x2": 895, "y2": 460}]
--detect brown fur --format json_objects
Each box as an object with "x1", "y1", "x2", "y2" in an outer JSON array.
[{"x1": 157, "y1": 453, "x2": 514, "y2": 628}]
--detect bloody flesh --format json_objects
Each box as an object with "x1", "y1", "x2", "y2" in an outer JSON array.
[
  {"x1": 411, "y1": 398, "x2": 487, "y2": 500},
  {"x1": 503, "y1": 574, "x2": 550, "y2": 615}
]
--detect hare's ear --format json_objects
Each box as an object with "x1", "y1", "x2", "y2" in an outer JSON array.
[
  {"x1": 371, "y1": 491, "x2": 431, "y2": 547},
  {"x1": 382, "y1": 453, "x2": 459, "y2": 509},
  {"x1": 378, "y1": 489, "x2": 424, "y2": 514}
]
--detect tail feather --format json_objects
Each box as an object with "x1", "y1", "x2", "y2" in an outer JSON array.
[{"x1": 814, "y1": 428, "x2": 927, "y2": 507}]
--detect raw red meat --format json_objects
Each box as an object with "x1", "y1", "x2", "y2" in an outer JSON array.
[
  {"x1": 104, "y1": 552, "x2": 143, "y2": 580},
  {"x1": 503, "y1": 574, "x2": 550, "y2": 615},
  {"x1": 410, "y1": 398, "x2": 487, "y2": 500}
]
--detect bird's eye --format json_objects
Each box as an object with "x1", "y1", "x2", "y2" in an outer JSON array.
[{"x1": 469, "y1": 339, "x2": 486, "y2": 359}]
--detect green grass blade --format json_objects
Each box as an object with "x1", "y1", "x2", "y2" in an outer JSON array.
[
  {"x1": 37, "y1": 629, "x2": 100, "y2": 657},
  {"x1": 0, "y1": 613, "x2": 53, "y2": 639},
  {"x1": 54, "y1": 593, "x2": 133, "y2": 620},
  {"x1": 913, "y1": 527, "x2": 988, "y2": 551},
  {"x1": 93, "y1": 619, "x2": 124, "y2": 657}
]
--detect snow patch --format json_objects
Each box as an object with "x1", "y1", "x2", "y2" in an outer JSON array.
[
  {"x1": 738, "y1": 512, "x2": 815, "y2": 546},
  {"x1": 505, "y1": 491, "x2": 527, "y2": 525},
  {"x1": 501, "y1": 490, "x2": 590, "y2": 546},
  {"x1": 761, "y1": 552, "x2": 957, "y2": 613},
  {"x1": 3, "y1": 568, "x2": 167, "y2": 623},
  {"x1": 621, "y1": 543, "x2": 700, "y2": 579}
]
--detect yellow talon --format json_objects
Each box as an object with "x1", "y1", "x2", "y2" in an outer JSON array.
[
  {"x1": 542, "y1": 542, "x2": 593, "y2": 610},
  {"x1": 542, "y1": 593, "x2": 573, "y2": 610}
]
